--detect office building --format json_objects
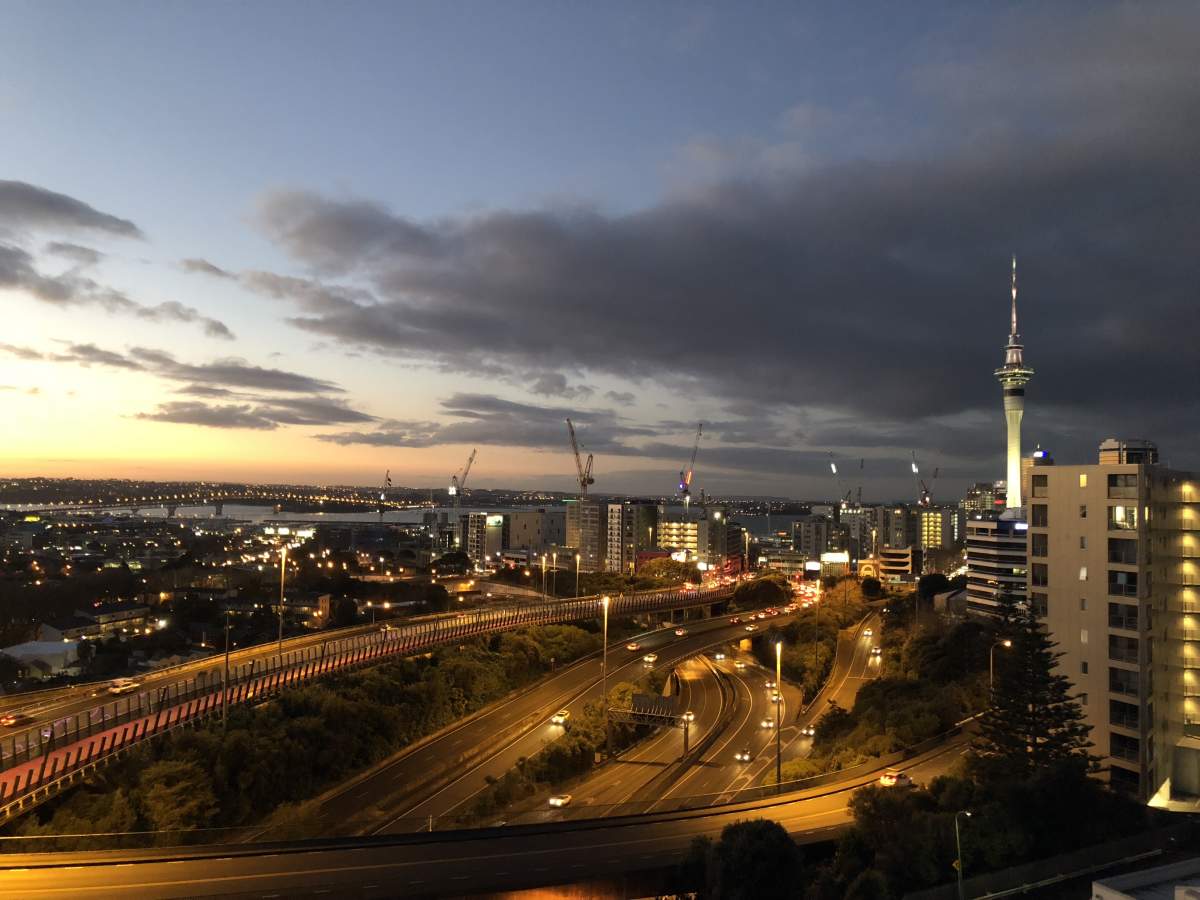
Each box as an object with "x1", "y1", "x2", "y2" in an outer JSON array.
[
  {"x1": 792, "y1": 514, "x2": 833, "y2": 559},
  {"x1": 565, "y1": 499, "x2": 604, "y2": 573},
  {"x1": 1029, "y1": 438, "x2": 1200, "y2": 804},
  {"x1": 918, "y1": 506, "x2": 958, "y2": 551}
]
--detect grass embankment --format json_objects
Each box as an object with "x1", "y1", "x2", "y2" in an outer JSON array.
[
  {"x1": 8, "y1": 624, "x2": 604, "y2": 844},
  {"x1": 774, "y1": 594, "x2": 990, "y2": 782}
]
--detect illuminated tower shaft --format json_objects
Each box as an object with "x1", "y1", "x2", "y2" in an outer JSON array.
[{"x1": 994, "y1": 257, "x2": 1033, "y2": 510}]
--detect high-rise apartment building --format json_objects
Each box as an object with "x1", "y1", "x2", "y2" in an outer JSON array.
[
  {"x1": 1029, "y1": 438, "x2": 1200, "y2": 804},
  {"x1": 565, "y1": 499, "x2": 604, "y2": 573},
  {"x1": 792, "y1": 514, "x2": 834, "y2": 559}
]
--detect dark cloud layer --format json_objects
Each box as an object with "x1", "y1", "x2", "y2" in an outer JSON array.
[
  {"x1": 0, "y1": 180, "x2": 142, "y2": 238},
  {"x1": 245, "y1": 5, "x2": 1200, "y2": 488}
]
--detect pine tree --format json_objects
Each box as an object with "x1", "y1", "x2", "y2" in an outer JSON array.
[{"x1": 973, "y1": 602, "x2": 1096, "y2": 780}]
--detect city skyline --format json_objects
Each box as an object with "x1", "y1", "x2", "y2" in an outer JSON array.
[{"x1": 2, "y1": 2, "x2": 1198, "y2": 498}]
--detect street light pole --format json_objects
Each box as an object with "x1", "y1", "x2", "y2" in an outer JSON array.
[
  {"x1": 222, "y1": 609, "x2": 231, "y2": 735},
  {"x1": 601, "y1": 595, "x2": 611, "y2": 758},
  {"x1": 552, "y1": 551, "x2": 558, "y2": 597},
  {"x1": 541, "y1": 555, "x2": 547, "y2": 600},
  {"x1": 955, "y1": 809, "x2": 972, "y2": 900},
  {"x1": 575, "y1": 553, "x2": 581, "y2": 598},
  {"x1": 989, "y1": 639, "x2": 1013, "y2": 695},
  {"x1": 775, "y1": 640, "x2": 782, "y2": 792},
  {"x1": 277, "y1": 544, "x2": 287, "y2": 655}
]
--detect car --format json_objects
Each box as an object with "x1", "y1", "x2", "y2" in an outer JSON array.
[
  {"x1": 871, "y1": 646, "x2": 882, "y2": 657},
  {"x1": 682, "y1": 710, "x2": 695, "y2": 723},
  {"x1": 764, "y1": 680, "x2": 776, "y2": 689},
  {"x1": 744, "y1": 624, "x2": 757, "y2": 632},
  {"x1": 734, "y1": 660, "x2": 747, "y2": 670},
  {"x1": 734, "y1": 748, "x2": 753, "y2": 763},
  {"x1": 548, "y1": 794, "x2": 573, "y2": 807},
  {"x1": 108, "y1": 678, "x2": 140, "y2": 696},
  {"x1": 713, "y1": 651, "x2": 726, "y2": 660},
  {"x1": 879, "y1": 770, "x2": 911, "y2": 788},
  {"x1": 550, "y1": 709, "x2": 571, "y2": 725},
  {"x1": 756, "y1": 612, "x2": 767, "y2": 620},
  {"x1": 800, "y1": 724, "x2": 816, "y2": 737},
  {"x1": 626, "y1": 642, "x2": 641, "y2": 651},
  {"x1": 675, "y1": 628, "x2": 688, "y2": 637},
  {"x1": 642, "y1": 653, "x2": 658, "y2": 664},
  {"x1": 863, "y1": 627, "x2": 874, "y2": 637},
  {"x1": 0, "y1": 713, "x2": 33, "y2": 728},
  {"x1": 760, "y1": 718, "x2": 775, "y2": 729},
  {"x1": 729, "y1": 616, "x2": 741, "y2": 624},
  {"x1": 771, "y1": 692, "x2": 783, "y2": 704},
  {"x1": 769, "y1": 610, "x2": 780, "y2": 617}
]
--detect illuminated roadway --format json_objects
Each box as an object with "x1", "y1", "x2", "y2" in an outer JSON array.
[{"x1": 0, "y1": 738, "x2": 968, "y2": 898}]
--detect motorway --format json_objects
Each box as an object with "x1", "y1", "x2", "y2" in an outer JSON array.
[
  {"x1": 313, "y1": 610, "x2": 801, "y2": 834},
  {"x1": 0, "y1": 736, "x2": 969, "y2": 898}
]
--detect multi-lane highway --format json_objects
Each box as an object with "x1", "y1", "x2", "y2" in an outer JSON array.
[{"x1": 0, "y1": 736, "x2": 969, "y2": 898}]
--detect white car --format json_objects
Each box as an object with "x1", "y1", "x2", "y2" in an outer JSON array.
[
  {"x1": 108, "y1": 679, "x2": 140, "y2": 696},
  {"x1": 675, "y1": 628, "x2": 688, "y2": 637},
  {"x1": 744, "y1": 624, "x2": 757, "y2": 632},
  {"x1": 550, "y1": 709, "x2": 570, "y2": 725},
  {"x1": 713, "y1": 651, "x2": 726, "y2": 660},
  {"x1": 863, "y1": 628, "x2": 874, "y2": 637},
  {"x1": 879, "y1": 771, "x2": 911, "y2": 788},
  {"x1": 734, "y1": 748, "x2": 753, "y2": 763},
  {"x1": 643, "y1": 653, "x2": 658, "y2": 664},
  {"x1": 771, "y1": 692, "x2": 782, "y2": 704},
  {"x1": 764, "y1": 680, "x2": 776, "y2": 689},
  {"x1": 871, "y1": 646, "x2": 882, "y2": 657},
  {"x1": 734, "y1": 660, "x2": 747, "y2": 670},
  {"x1": 760, "y1": 718, "x2": 775, "y2": 729},
  {"x1": 626, "y1": 642, "x2": 641, "y2": 652},
  {"x1": 800, "y1": 724, "x2": 816, "y2": 737},
  {"x1": 548, "y1": 794, "x2": 573, "y2": 807}
]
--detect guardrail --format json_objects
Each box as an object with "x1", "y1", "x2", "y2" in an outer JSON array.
[{"x1": 0, "y1": 583, "x2": 736, "y2": 825}]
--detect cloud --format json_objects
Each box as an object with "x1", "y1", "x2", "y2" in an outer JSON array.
[
  {"x1": 180, "y1": 258, "x2": 235, "y2": 279},
  {"x1": 251, "y1": 4, "x2": 1200, "y2": 486},
  {"x1": 0, "y1": 180, "x2": 143, "y2": 238},
  {"x1": 136, "y1": 395, "x2": 374, "y2": 430},
  {"x1": 43, "y1": 242, "x2": 103, "y2": 266},
  {"x1": 0, "y1": 342, "x2": 45, "y2": 360},
  {"x1": 605, "y1": 390, "x2": 636, "y2": 406},
  {"x1": 529, "y1": 372, "x2": 594, "y2": 400},
  {"x1": 135, "y1": 301, "x2": 235, "y2": 340}
]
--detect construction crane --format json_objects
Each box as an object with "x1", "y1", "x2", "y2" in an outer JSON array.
[
  {"x1": 678, "y1": 423, "x2": 703, "y2": 510},
  {"x1": 449, "y1": 449, "x2": 477, "y2": 514},
  {"x1": 566, "y1": 419, "x2": 594, "y2": 498},
  {"x1": 910, "y1": 451, "x2": 938, "y2": 507},
  {"x1": 828, "y1": 453, "x2": 857, "y2": 511}
]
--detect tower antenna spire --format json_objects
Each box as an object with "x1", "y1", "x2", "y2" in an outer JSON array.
[{"x1": 1010, "y1": 254, "x2": 1018, "y2": 335}]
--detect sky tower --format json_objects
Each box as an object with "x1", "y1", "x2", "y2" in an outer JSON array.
[{"x1": 994, "y1": 256, "x2": 1034, "y2": 509}]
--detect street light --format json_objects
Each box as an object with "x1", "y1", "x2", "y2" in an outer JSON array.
[
  {"x1": 601, "y1": 595, "x2": 611, "y2": 757},
  {"x1": 955, "y1": 810, "x2": 972, "y2": 900},
  {"x1": 541, "y1": 554, "x2": 547, "y2": 600},
  {"x1": 989, "y1": 639, "x2": 1013, "y2": 694},
  {"x1": 775, "y1": 640, "x2": 783, "y2": 792},
  {"x1": 277, "y1": 544, "x2": 288, "y2": 655},
  {"x1": 575, "y1": 553, "x2": 581, "y2": 597},
  {"x1": 552, "y1": 550, "x2": 558, "y2": 597}
]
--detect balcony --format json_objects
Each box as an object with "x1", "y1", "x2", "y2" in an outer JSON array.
[
  {"x1": 1170, "y1": 628, "x2": 1200, "y2": 641},
  {"x1": 1108, "y1": 486, "x2": 1139, "y2": 500},
  {"x1": 1174, "y1": 655, "x2": 1200, "y2": 669}
]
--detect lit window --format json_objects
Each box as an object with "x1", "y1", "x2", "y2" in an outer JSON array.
[
  {"x1": 1080, "y1": 566, "x2": 1088, "y2": 581},
  {"x1": 1080, "y1": 473, "x2": 1088, "y2": 488},
  {"x1": 1081, "y1": 628, "x2": 1089, "y2": 644}
]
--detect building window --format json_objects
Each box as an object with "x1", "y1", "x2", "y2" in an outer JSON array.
[
  {"x1": 1108, "y1": 634, "x2": 1139, "y2": 664},
  {"x1": 1080, "y1": 692, "x2": 1088, "y2": 706},
  {"x1": 1080, "y1": 628, "x2": 1088, "y2": 644},
  {"x1": 1079, "y1": 473, "x2": 1088, "y2": 488},
  {"x1": 1108, "y1": 602, "x2": 1138, "y2": 631},
  {"x1": 1110, "y1": 699, "x2": 1140, "y2": 730},
  {"x1": 1109, "y1": 667, "x2": 1139, "y2": 696},
  {"x1": 1108, "y1": 473, "x2": 1138, "y2": 499},
  {"x1": 1110, "y1": 732, "x2": 1140, "y2": 762},
  {"x1": 1081, "y1": 661, "x2": 1089, "y2": 675},
  {"x1": 1079, "y1": 566, "x2": 1088, "y2": 581},
  {"x1": 1030, "y1": 593, "x2": 1048, "y2": 617},
  {"x1": 1108, "y1": 538, "x2": 1138, "y2": 565},
  {"x1": 1108, "y1": 505, "x2": 1138, "y2": 531},
  {"x1": 1032, "y1": 474, "x2": 1048, "y2": 497},
  {"x1": 1031, "y1": 533, "x2": 1048, "y2": 557},
  {"x1": 1108, "y1": 570, "x2": 1138, "y2": 598},
  {"x1": 1031, "y1": 504, "x2": 1048, "y2": 527},
  {"x1": 1109, "y1": 765, "x2": 1140, "y2": 794},
  {"x1": 1032, "y1": 563, "x2": 1049, "y2": 586},
  {"x1": 1080, "y1": 505, "x2": 1088, "y2": 519},
  {"x1": 1080, "y1": 598, "x2": 1087, "y2": 611},
  {"x1": 1080, "y1": 536, "x2": 1088, "y2": 550}
]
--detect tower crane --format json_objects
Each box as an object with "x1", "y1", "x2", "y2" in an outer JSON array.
[
  {"x1": 910, "y1": 451, "x2": 938, "y2": 507},
  {"x1": 566, "y1": 419, "x2": 594, "y2": 499},
  {"x1": 449, "y1": 449, "x2": 477, "y2": 515},
  {"x1": 828, "y1": 453, "x2": 857, "y2": 510},
  {"x1": 678, "y1": 423, "x2": 703, "y2": 510}
]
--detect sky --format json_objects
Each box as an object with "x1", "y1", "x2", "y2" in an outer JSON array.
[{"x1": 1, "y1": 2, "x2": 1198, "y2": 500}]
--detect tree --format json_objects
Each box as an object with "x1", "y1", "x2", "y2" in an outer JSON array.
[
  {"x1": 704, "y1": 819, "x2": 804, "y2": 900},
  {"x1": 972, "y1": 602, "x2": 1095, "y2": 780},
  {"x1": 137, "y1": 759, "x2": 219, "y2": 834},
  {"x1": 861, "y1": 577, "x2": 882, "y2": 599},
  {"x1": 917, "y1": 572, "x2": 950, "y2": 601}
]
